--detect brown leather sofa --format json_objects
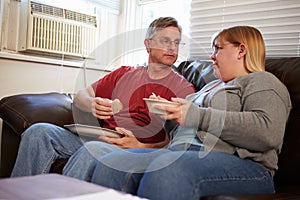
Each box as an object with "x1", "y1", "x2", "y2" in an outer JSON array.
[{"x1": 1, "y1": 57, "x2": 300, "y2": 199}]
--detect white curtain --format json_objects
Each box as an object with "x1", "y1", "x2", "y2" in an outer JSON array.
[{"x1": 189, "y1": 0, "x2": 300, "y2": 60}]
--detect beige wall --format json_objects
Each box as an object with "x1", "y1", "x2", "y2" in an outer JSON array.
[{"x1": 0, "y1": 57, "x2": 108, "y2": 99}]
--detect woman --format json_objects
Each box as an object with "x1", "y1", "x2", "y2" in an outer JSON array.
[{"x1": 90, "y1": 26, "x2": 291, "y2": 199}]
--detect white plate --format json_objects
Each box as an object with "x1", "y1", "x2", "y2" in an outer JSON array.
[
  {"x1": 64, "y1": 124, "x2": 123, "y2": 138},
  {"x1": 143, "y1": 98, "x2": 179, "y2": 114}
]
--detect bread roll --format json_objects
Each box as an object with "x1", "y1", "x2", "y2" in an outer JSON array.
[{"x1": 112, "y1": 99, "x2": 123, "y2": 114}]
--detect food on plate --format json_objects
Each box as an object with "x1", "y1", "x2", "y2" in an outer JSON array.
[{"x1": 143, "y1": 98, "x2": 179, "y2": 114}]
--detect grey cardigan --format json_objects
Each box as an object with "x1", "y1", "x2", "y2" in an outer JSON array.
[{"x1": 184, "y1": 71, "x2": 291, "y2": 176}]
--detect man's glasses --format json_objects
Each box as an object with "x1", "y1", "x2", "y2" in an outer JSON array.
[{"x1": 150, "y1": 38, "x2": 185, "y2": 48}]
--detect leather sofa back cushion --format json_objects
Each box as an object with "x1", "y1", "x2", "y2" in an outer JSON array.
[{"x1": 0, "y1": 93, "x2": 74, "y2": 135}]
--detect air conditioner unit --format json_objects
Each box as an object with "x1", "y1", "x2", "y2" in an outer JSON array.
[{"x1": 19, "y1": 1, "x2": 97, "y2": 58}]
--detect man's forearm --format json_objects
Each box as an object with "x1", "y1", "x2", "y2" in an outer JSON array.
[{"x1": 73, "y1": 86, "x2": 95, "y2": 113}]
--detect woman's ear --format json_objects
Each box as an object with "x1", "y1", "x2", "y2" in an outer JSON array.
[
  {"x1": 239, "y1": 44, "x2": 247, "y2": 55},
  {"x1": 144, "y1": 39, "x2": 150, "y2": 53},
  {"x1": 238, "y1": 44, "x2": 247, "y2": 59}
]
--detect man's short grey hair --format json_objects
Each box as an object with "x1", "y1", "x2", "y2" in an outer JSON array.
[{"x1": 145, "y1": 17, "x2": 182, "y2": 39}]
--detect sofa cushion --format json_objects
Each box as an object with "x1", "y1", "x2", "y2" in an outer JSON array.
[{"x1": 0, "y1": 92, "x2": 74, "y2": 135}]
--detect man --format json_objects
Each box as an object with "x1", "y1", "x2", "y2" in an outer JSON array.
[{"x1": 11, "y1": 17, "x2": 195, "y2": 179}]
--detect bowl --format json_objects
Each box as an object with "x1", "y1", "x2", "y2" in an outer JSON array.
[{"x1": 143, "y1": 98, "x2": 179, "y2": 114}]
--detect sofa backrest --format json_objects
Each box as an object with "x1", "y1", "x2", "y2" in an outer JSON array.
[{"x1": 174, "y1": 57, "x2": 300, "y2": 190}]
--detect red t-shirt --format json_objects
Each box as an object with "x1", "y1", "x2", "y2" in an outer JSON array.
[{"x1": 92, "y1": 66, "x2": 195, "y2": 143}]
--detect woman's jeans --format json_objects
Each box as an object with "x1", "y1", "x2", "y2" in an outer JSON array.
[
  {"x1": 11, "y1": 122, "x2": 121, "y2": 181},
  {"x1": 91, "y1": 149, "x2": 275, "y2": 200}
]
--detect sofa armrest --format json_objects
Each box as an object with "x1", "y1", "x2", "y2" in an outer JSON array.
[{"x1": 0, "y1": 92, "x2": 75, "y2": 135}]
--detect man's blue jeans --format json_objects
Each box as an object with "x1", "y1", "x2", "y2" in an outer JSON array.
[
  {"x1": 91, "y1": 148, "x2": 275, "y2": 200},
  {"x1": 11, "y1": 122, "x2": 121, "y2": 180},
  {"x1": 11, "y1": 123, "x2": 84, "y2": 177}
]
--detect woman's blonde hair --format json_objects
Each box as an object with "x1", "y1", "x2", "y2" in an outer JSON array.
[{"x1": 212, "y1": 26, "x2": 266, "y2": 72}]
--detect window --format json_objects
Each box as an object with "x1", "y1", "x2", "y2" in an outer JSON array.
[
  {"x1": 190, "y1": 0, "x2": 300, "y2": 60},
  {"x1": 139, "y1": 0, "x2": 191, "y2": 37},
  {"x1": 136, "y1": 0, "x2": 192, "y2": 65}
]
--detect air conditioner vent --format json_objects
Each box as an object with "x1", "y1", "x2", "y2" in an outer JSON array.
[
  {"x1": 31, "y1": 1, "x2": 97, "y2": 27},
  {"x1": 31, "y1": 2, "x2": 64, "y2": 18}
]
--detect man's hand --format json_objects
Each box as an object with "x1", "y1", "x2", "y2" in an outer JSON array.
[
  {"x1": 98, "y1": 127, "x2": 144, "y2": 148},
  {"x1": 92, "y1": 97, "x2": 114, "y2": 119}
]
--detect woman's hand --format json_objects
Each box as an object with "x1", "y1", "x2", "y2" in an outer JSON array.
[
  {"x1": 98, "y1": 127, "x2": 144, "y2": 148},
  {"x1": 92, "y1": 97, "x2": 114, "y2": 119},
  {"x1": 155, "y1": 97, "x2": 192, "y2": 126},
  {"x1": 149, "y1": 93, "x2": 166, "y2": 101}
]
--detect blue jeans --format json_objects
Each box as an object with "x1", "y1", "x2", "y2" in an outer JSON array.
[
  {"x1": 11, "y1": 122, "x2": 122, "y2": 181},
  {"x1": 63, "y1": 140, "x2": 122, "y2": 181},
  {"x1": 11, "y1": 123, "x2": 84, "y2": 177},
  {"x1": 91, "y1": 149, "x2": 275, "y2": 200}
]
